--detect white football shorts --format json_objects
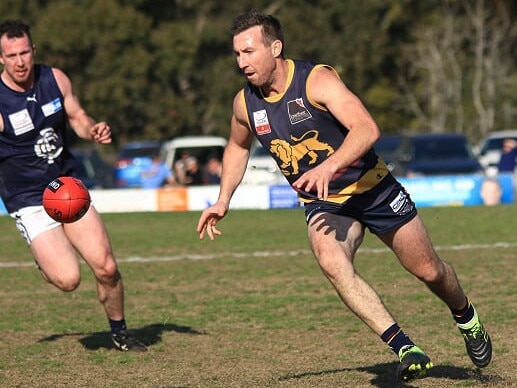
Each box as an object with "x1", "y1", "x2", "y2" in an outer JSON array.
[{"x1": 10, "y1": 205, "x2": 61, "y2": 245}]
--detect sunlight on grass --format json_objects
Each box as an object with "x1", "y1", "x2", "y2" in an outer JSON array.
[{"x1": 0, "y1": 205, "x2": 515, "y2": 387}]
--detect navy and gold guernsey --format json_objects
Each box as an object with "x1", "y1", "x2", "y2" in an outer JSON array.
[
  {"x1": 242, "y1": 59, "x2": 390, "y2": 204},
  {"x1": 0, "y1": 64, "x2": 76, "y2": 213}
]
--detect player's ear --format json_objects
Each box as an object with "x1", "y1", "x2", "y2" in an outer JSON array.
[{"x1": 272, "y1": 40, "x2": 282, "y2": 58}]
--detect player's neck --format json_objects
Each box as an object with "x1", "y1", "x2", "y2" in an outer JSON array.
[
  {"x1": 0, "y1": 71, "x2": 34, "y2": 92},
  {"x1": 260, "y1": 59, "x2": 289, "y2": 97}
]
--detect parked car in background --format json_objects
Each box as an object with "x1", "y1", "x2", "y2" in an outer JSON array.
[
  {"x1": 474, "y1": 129, "x2": 517, "y2": 176},
  {"x1": 71, "y1": 148, "x2": 113, "y2": 189},
  {"x1": 114, "y1": 140, "x2": 162, "y2": 188},
  {"x1": 161, "y1": 136, "x2": 227, "y2": 185},
  {"x1": 391, "y1": 133, "x2": 483, "y2": 177},
  {"x1": 242, "y1": 140, "x2": 285, "y2": 185},
  {"x1": 374, "y1": 134, "x2": 403, "y2": 172}
]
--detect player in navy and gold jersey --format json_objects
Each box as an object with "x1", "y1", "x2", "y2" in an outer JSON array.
[
  {"x1": 197, "y1": 11, "x2": 491, "y2": 382},
  {"x1": 0, "y1": 19, "x2": 146, "y2": 351}
]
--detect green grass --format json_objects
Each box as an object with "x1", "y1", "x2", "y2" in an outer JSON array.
[{"x1": 0, "y1": 205, "x2": 515, "y2": 387}]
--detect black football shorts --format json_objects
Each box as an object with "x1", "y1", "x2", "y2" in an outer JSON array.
[{"x1": 303, "y1": 174, "x2": 417, "y2": 235}]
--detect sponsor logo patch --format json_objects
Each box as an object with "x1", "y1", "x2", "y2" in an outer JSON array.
[
  {"x1": 287, "y1": 98, "x2": 312, "y2": 124},
  {"x1": 41, "y1": 98, "x2": 62, "y2": 117},
  {"x1": 390, "y1": 190, "x2": 409, "y2": 213},
  {"x1": 253, "y1": 109, "x2": 271, "y2": 135},
  {"x1": 9, "y1": 109, "x2": 34, "y2": 136}
]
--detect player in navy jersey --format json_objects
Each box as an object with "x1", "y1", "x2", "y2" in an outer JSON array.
[
  {"x1": 197, "y1": 11, "x2": 491, "y2": 381},
  {"x1": 0, "y1": 19, "x2": 146, "y2": 352}
]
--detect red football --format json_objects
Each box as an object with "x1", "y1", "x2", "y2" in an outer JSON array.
[{"x1": 42, "y1": 176, "x2": 91, "y2": 223}]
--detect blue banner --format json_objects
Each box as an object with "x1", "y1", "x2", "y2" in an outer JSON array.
[
  {"x1": 399, "y1": 174, "x2": 514, "y2": 207},
  {"x1": 268, "y1": 174, "x2": 514, "y2": 209},
  {"x1": 1, "y1": 174, "x2": 513, "y2": 214},
  {"x1": 269, "y1": 185, "x2": 300, "y2": 208},
  {"x1": 0, "y1": 198, "x2": 6, "y2": 215}
]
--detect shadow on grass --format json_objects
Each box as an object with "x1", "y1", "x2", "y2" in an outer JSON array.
[
  {"x1": 38, "y1": 322, "x2": 206, "y2": 351},
  {"x1": 278, "y1": 362, "x2": 503, "y2": 387}
]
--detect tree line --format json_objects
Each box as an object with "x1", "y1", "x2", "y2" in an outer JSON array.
[{"x1": 1, "y1": 0, "x2": 515, "y2": 154}]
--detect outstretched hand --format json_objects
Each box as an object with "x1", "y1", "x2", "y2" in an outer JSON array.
[
  {"x1": 91, "y1": 122, "x2": 112, "y2": 144},
  {"x1": 197, "y1": 201, "x2": 229, "y2": 241}
]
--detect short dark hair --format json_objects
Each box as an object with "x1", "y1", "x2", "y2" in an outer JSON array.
[
  {"x1": 0, "y1": 19, "x2": 33, "y2": 45},
  {"x1": 230, "y1": 11, "x2": 284, "y2": 56}
]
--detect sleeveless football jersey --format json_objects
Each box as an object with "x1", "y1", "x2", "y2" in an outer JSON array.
[
  {"x1": 242, "y1": 59, "x2": 389, "y2": 204},
  {"x1": 0, "y1": 64, "x2": 75, "y2": 212}
]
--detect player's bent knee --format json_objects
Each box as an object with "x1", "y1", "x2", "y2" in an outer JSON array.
[
  {"x1": 53, "y1": 276, "x2": 81, "y2": 292},
  {"x1": 94, "y1": 259, "x2": 121, "y2": 284},
  {"x1": 317, "y1": 258, "x2": 353, "y2": 285},
  {"x1": 416, "y1": 261, "x2": 447, "y2": 284},
  {"x1": 38, "y1": 266, "x2": 81, "y2": 291}
]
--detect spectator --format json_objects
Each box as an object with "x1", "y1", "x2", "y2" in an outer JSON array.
[
  {"x1": 497, "y1": 138, "x2": 517, "y2": 173},
  {"x1": 204, "y1": 156, "x2": 222, "y2": 184},
  {"x1": 184, "y1": 156, "x2": 204, "y2": 185},
  {"x1": 173, "y1": 150, "x2": 191, "y2": 184},
  {"x1": 141, "y1": 154, "x2": 179, "y2": 188}
]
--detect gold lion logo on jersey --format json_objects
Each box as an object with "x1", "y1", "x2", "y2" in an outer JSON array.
[{"x1": 270, "y1": 130, "x2": 334, "y2": 176}]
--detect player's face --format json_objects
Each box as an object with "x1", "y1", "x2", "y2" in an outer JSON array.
[
  {"x1": 0, "y1": 34, "x2": 35, "y2": 91},
  {"x1": 233, "y1": 26, "x2": 277, "y2": 88}
]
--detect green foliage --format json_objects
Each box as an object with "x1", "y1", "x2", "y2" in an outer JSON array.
[{"x1": 0, "y1": 0, "x2": 516, "y2": 149}]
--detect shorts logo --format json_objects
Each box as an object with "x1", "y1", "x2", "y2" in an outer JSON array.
[
  {"x1": 253, "y1": 109, "x2": 271, "y2": 135},
  {"x1": 390, "y1": 191, "x2": 415, "y2": 216},
  {"x1": 390, "y1": 190, "x2": 411, "y2": 214},
  {"x1": 287, "y1": 98, "x2": 312, "y2": 124}
]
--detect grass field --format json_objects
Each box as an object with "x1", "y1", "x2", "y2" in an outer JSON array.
[{"x1": 0, "y1": 205, "x2": 515, "y2": 387}]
